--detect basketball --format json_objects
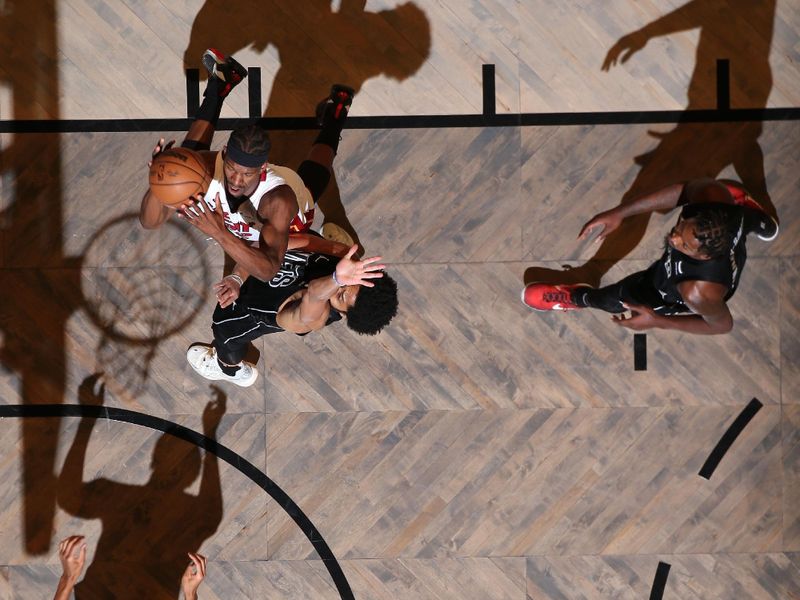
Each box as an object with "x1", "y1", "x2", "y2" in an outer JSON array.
[{"x1": 149, "y1": 148, "x2": 212, "y2": 207}]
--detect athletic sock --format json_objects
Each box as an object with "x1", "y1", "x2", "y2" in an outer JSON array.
[
  {"x1": 571, "y1": 289, "x2": 590, "y2": 308},
  {"x1": 217, "y1": 359, "x2": 241, "y2": 377},
  {"x1": 195, "y1": 77, "x2": 224, "y2": 124},
  {"x1": 314, "y1": 119, "x2": 345, "y2": 154}
]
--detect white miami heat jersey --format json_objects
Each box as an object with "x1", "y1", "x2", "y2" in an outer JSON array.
[{"x1": 204, "y1": 153, "x2": 316, "y2": 242}]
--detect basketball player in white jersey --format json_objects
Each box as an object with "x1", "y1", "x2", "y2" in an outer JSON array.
[{"x1": 139, "y1": 48, "x2": 354, "y2": 285}]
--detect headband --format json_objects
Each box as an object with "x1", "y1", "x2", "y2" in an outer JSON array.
[{"x1": 225, "y1": 143, "x2": 269, "y2": 168}]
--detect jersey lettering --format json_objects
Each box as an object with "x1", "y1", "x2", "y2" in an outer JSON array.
[{"x1": 268, "y1": 253, "x2": 308, "y2": 288}]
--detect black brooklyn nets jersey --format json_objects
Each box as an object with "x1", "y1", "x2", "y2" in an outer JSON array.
[
  {"x1": 236, "y1": 250, "x2": 341, "y2": 334},
  {"x1": 646, "y1": 202, "x2": 747, "y2": 314}
]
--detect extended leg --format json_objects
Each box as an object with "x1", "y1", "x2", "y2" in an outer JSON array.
[{"x1": 183, "y1": 49, "x2": 248, "y2": 151}]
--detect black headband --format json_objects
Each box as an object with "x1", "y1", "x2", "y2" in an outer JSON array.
[{"x1": 225, "y1": 143, "x2": 269, "y2": 168}]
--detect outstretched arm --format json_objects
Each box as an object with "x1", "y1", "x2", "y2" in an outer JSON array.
[
  {"x1": 57, "y1": 375, "x2": 105, "y2": 517},
  {"x1": 198, "y1": 388, "x2": 224, "y2": 529},
  {"x1": 277, "y1": 245, "x2": 385, "y2": 333},
  {"x1": 214, "y1": 234, "x2": 352, "y2": 308},
  {"x1": 578, "y1": 183, "x2": 685, "y2": 242},
  {"x1": 602, "y1": 0, "x2": 705, "y2": 70},
  {"x1": 287, "y1": 233, "x2": 352, "y2": 257}
]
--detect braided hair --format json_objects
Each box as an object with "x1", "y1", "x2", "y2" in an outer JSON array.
[
  {"x1": 227, "y1": 124, "x2": 271, "y2": 160},
  {"x1": 692, "y1": 207, "x2": 742, "y2": 258}
]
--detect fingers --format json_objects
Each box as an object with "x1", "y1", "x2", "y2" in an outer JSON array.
[
  {"x1": 68, "y1": 536, "x2": 85, "y2": 556},
  {"x1": 362, "y1": 264, "x2": 386, "y2": 273},
  {"x1": 214, "y1": 279, "x2": 239, "y2": 308},
  {"x1": 359, "y1": 255, "x2": 383, "y2": 266},
  {"x1": 177, "y1": 199, "x2": 204, "y2": 220},
  {"x1": 152, "y1": 138, "x2": 175, "y2": 155},
  {"x1": 621, "y1": 48, "x2": 635, "y2": 64},
  {"x1": 217, "y1": 292, "x2": 237, "y2": 309},
  {"x1": 578, "y1": 222, "x2": 604, "y2": 242},
  {"x1": 60, "y1": 535, "x2": 85, "y2": 557},
  {"x1": 344, "y1": 244, "x2": 359, "y2": 260},
  {"x1": 187, "y1": 552, "x2": 207, "y2": 577},
  {"x1": 358, "y1": 271, "x2": 384, "y2": 279},
  {"x1": 621, "y1": 302, "x2": 646, "y2": 312}
]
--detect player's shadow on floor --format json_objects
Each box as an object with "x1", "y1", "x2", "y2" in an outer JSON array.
[
  {"x1": 525, "y1": 0, "x2": 777, "y2": 287},
  {"x1": 183, "y1": 0, "x2": 432, "y2": 251},
  {"x1": 56, "y1": 376, "x2": 225, "y2": 598}
]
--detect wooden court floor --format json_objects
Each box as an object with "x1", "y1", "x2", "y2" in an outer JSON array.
[{"x1": 1, "y1": 1, "x2": 799, "y2": 598}]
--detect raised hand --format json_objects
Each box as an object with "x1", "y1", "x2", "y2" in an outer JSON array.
[
  {"x1": 334, "y1": 245, "x2": 385, "y2": 288},
  {"x1": 180, "y1": 552, "x2": 207, "y2": 600},
  {"x1": 77, "y1": 373, "x2": 105, "y2": 406},
  {"x1": 214, "y1": 274, "x2": 242, "y2": 308},
  {"x1": 602, "y1": 32, "x2": 648, "y2": 71},
  {"x1": 58, "y1": 535, "x2": 87, "y2": 582},
  {"x1": 202, "y1": 386, "x2": 227, "y2": 436},
  {"x1": 178, "y1": 192, "x2": 228, "y2": 239}
]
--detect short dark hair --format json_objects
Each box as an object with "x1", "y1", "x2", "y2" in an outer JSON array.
[
  {"x1": 692, "y1": 207, "x2": 742, "y2": 258},
  {"x1": 346, "y1": 273, "x2": 398, "y2": 335},
  {"x1": 227, "y1": 124, "x2": 271, "y2": 161}
]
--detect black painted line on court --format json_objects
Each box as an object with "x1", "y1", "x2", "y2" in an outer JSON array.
[
  {"x1": 698, "y1": 398, "x2": 763, "y2": 480},
  {"x1": 482, "y1": 64, "x2": 496, "y2": 117},
  {"x1": 2, "y1": 106, "x2": 798, "y2": 135},
  {"x1": 0, "y1": 403, "x2": 354, "y2": 600},
  {"x1": 649, "y1": 561, "x2": 671, "y2": 600},
  {"x1": 248, "y1": 67, "x2": 262, "y2": 119},
  {"x1": 716, "y1": 59, "x2": 730, "y2": 111},
  {"x1": 185, "y1": 68, "x2": 200, "y2": 119},
  {"x1": 633, "y1": 334, "x2": 647, "y2": 371}
]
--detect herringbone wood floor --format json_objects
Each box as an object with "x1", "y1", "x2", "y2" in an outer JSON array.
[{"x1": 1, "y1": 1, "x2": 799, "y2": 598}]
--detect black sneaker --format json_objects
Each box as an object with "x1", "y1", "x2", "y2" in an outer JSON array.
[
  {"x1": 316, "y1": 84, "x2": 355, "y2": 126},
  {"x1": 202, "y1": 48, "x2": 247, "y2": 97}
]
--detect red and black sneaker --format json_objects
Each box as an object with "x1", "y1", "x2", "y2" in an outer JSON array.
[
  {"x1": 316, "y1": 84, "x2": 355, "y2": 126},
  {"x1": 522, "y1": 282, "x2": 592, "y2": 311},
  {"x1": 726, "y1": 184, "x2": 779, "y2": 241},
  {"x1": 202, "y1": 48, "x2": 248, "y2": 97}
]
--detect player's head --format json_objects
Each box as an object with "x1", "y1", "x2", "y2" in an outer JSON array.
[
  {"x1": 150, "y1": 432, "x2": 202, "y2": 488},
  {"x1": 667, "y1": 207, "x2": 741, "y2": 260},
  {"x1": 692, "y1": 207, "x2": 742, "y2": 258},
  {"x1": 373, "y1": 3, "x2": 431, "y2": 81},
  {"x1": 330, "y1": 273, "x2": 399, "y2": 335},
  {"x1": 222, "y1": 124, "x2": 271, "y2": 198}
]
